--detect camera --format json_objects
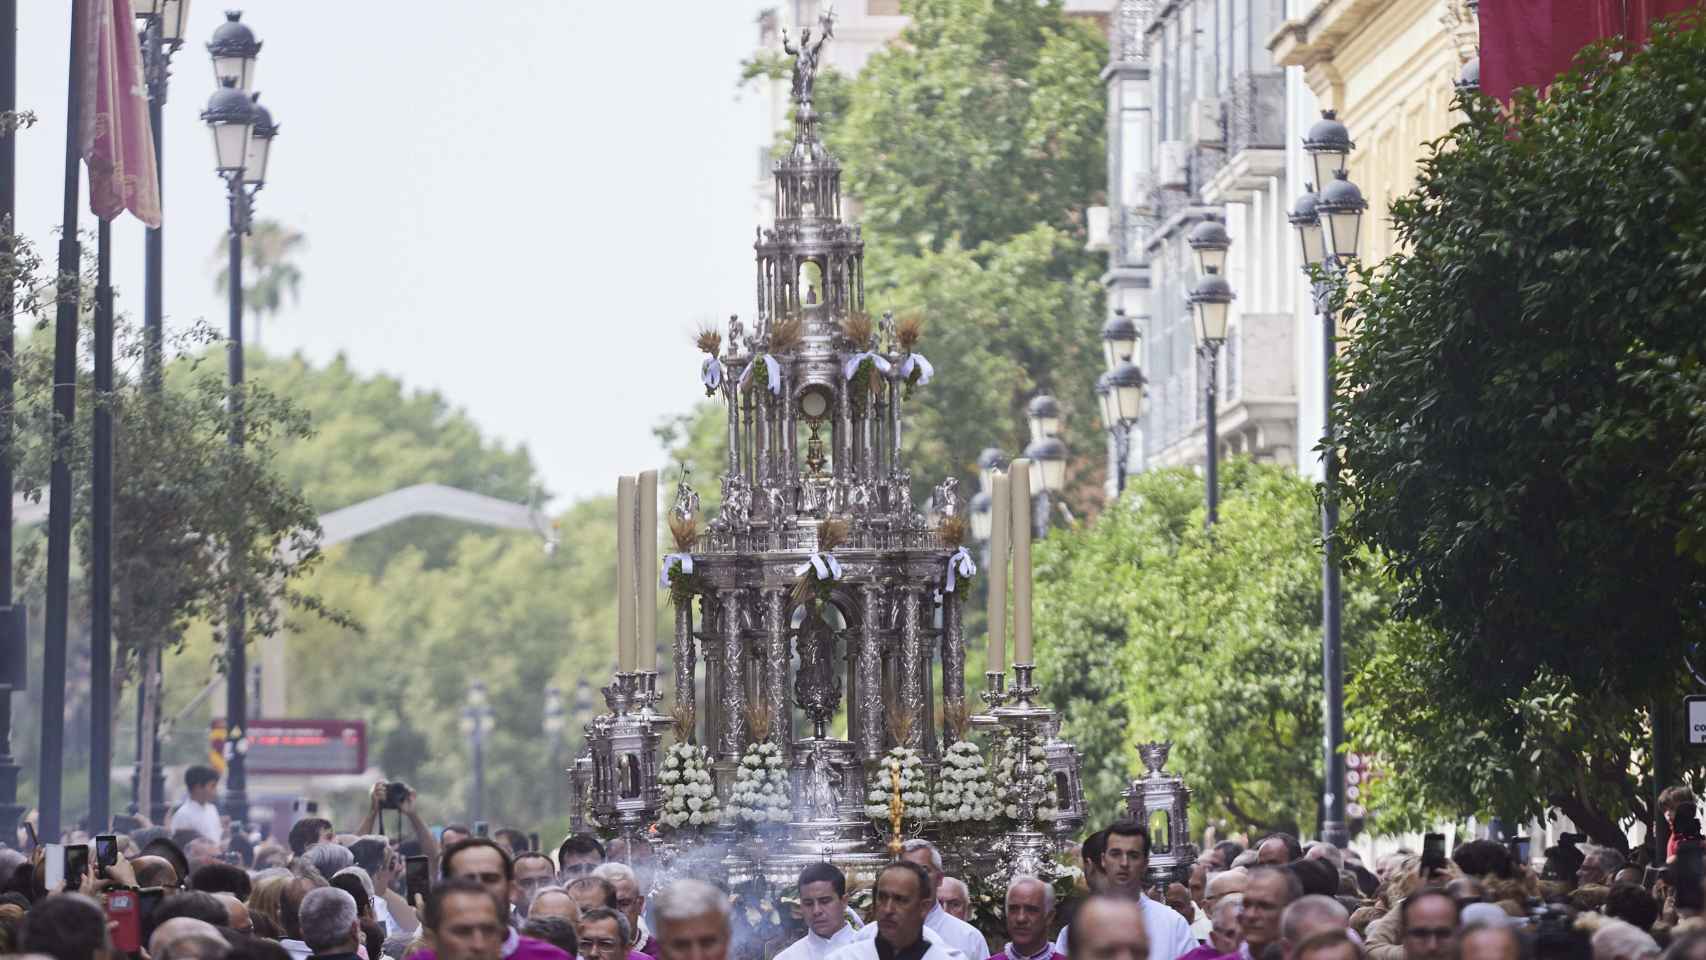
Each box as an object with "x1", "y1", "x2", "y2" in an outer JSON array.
[{"x1": 380, "y1": 780, "x2": 411, "y2": 810}]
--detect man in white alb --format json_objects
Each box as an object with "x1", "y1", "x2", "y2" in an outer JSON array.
[
  {"x1": 871, "y1": 840, "x2": 989, "y2": 960},
  {"x1": 167, "y1": 765, "x2": 223, "y2": 843},
  {"x1": 775, "y1": 863, "x2": 861, "y2": 960},
  {"x1": 828, "y1": 862, "x2": 967, "y2": 960},
  {"x1": 1053, "y1": 822, "x2": 1195, "y2": 960}
]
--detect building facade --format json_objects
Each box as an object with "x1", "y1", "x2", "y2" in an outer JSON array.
[{"x1": 1098, "y1": 0, "x2": 1302, "y2": 480}]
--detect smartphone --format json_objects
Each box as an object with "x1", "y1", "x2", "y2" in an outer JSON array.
[
  {"x1": 1421, "y1": 833, "x2": 1447, "y2": 872},
  {"x1": 21, "y1": 821, "x2": 36, "y2": 852},
  {"x1": 43, "y1": 843, "x2": 65, "y2": 890},
  {"x1": 107, "y1": 888, "x2": 142, "y2": 953},
  {"x1": 138, "y1": 887, "x2": 165, "y2": 928},
  {"x1": 65, "y1": 843, "x2": 89, "y2": 890},
  {"x1": 474, "y1": 821, "x2": 489, "y2": 838},
  {"x1": 95, "y1": 834, "x2": 119, "y2": 870},
  {"x1": 405, "y1": 855, "x2": 431, "y2": 904}
]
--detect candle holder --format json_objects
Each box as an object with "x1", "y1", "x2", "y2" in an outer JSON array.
[
  {"x1": 634, "y1": 671, "x2": 674, "y2": 730},
  {"x1": 994, "y1": 673, "x2": 1055, "y2": 883},
  {"x1": 995, "y1": 663, "x2": 1048, "y2": 720},
  {"x1": 970, "y1": 671, "x2": 1006, "y2": 729}
]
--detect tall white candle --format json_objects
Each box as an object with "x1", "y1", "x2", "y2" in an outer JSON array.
[
  {"x1": 616, "y1": 475, "x2": 637, "y2": 673},
  {"x1": 638, "y1": 470, "x2": 659, "y2": 673},
  {"x1": 1010, "y1": 458, "x2": 1034, "y2": 664},
  {"x1": 987, "y1": 470, "x2": 1009, "y2": 675}
]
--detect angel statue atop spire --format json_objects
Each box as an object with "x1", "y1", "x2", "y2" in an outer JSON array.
[{"x1": 782, "y1": 6, "x2": 836, "y2": 107}]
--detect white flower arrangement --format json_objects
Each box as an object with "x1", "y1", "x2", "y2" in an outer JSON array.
[
  {"x1": 727, "y1": 739, "x2": 792, "y2": 825},
  {"x1": 865, "y1": 745, "x2": 932, "y2": 823},
  {"x1": 659, "y1": 740, "x2": 722, "y2": 830},
  {"x1": 932, "y1": 740, "x2": 998, "y2": 824},
  {"x1": 993, "y1": 736, "x2": 1057, "y2": 824}
]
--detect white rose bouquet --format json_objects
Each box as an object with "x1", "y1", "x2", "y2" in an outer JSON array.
[
  {"x1": 994, "y1": 736, "x2": 1057, "y2": 824},
  {"x1": 865, "y1": 745, "x2": 932, "y2": 823},
  {"x1": 727, "y1": 740, "x2": 792, "y2": 825},
  {"x1": 933, "y1": 740, "x2": 998, "y2": 825},
  {"x1": 659, "y1": 740, "x2": 721, "y2": 831}
]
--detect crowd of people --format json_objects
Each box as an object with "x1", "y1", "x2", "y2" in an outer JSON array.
[{"x1": 4, "y1": 767, "x2": 1705, "y2": 960}]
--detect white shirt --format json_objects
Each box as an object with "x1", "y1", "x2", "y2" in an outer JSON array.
[
  {"x1": 279, "y1": 939, "x2": 311, "y2": 960},
  {"x1": 168, "y1": 797, "x2": 222, "y2": 843},
  {"x1": 1053, "y1": 895, "x2": 1196, "y2": 960},
  {"x1": 1189, "y1": 902, "x2": 1212, "y2": 943},
  {"x1": 777, "y1": 923, "x2": 862, "y2": 960},
  {"x1": 830, "y1": 934, "x2": 967, "y2": 960},
  {"x1": 925, "y1": 904, "x2": 990, "y2": 960}
]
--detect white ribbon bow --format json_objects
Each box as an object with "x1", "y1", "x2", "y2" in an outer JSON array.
[
  {"x1": 660, "y1": 553, "x2": 694, "y2": 588},
  {"x1": 737, "y1": 354, "x2": 783, "y2": 395},
  {"x1": 944, "y1": 546, "x2": 976, "y2": 592},
  {"x1": 842, "y1": 352, "x2": 892, "y2": 381},
  {"x1": 898, "y1": 353, "x2": 934, "y2": 385},
  {"x1": 794, "y1": 552, "x2": 844, "y2": 582},
  {"x1": 701, "y1": 357, "x2": 723, "y2": 391}
]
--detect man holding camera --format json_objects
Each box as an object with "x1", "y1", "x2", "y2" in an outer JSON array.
[{"x1": 358, "y1": 780, "x2": 441, "y2": 875}]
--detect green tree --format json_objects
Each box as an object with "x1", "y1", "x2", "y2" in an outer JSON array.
[
  {"x1": 1036, "y1": 463, "x2": 1404, "y2": 835},
  {"x1": 1331, "y1": 21, "x2": 1706, "y2": 847},
  {"x1": 212, "y1": 219, "x2": 305, "y2": 346}
]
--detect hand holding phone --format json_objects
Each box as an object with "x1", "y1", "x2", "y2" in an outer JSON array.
[
  {"x1": 404, "y1": 855, "x2": 431, "y2": 904},
  {"x1": 107, "y1": 889, "x2": 142, "y2": 953},
  {"x1": 42, "y1": 843, "x2": 65, "y2": 892},
  {"x1": 64, "y1": 844, "x2": 90, "y2": 891}
]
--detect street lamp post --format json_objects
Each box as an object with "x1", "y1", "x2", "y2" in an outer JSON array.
[
  {"x1": 971, "y1": 447, "x2": 1006, "y2": 564},
  {"x1": 543, "y1": 685, "x2": 565, "y2": 817},
  {"x1": 1098, "y1": 311, "x2": 1145, "y2": 495},
  {"x1": 1187, "y1": 219, "x2": 1233, "y2": 527},
  {"x1": 201, "y1": 10, "x2": 272, "y2": 835},
  {"x1": 1290, "y1": 109, "x2": 1366, "y2": 850},
  {"x1": 131, "y1": 0, "x2": 190, "y2": 827},
  {"x1": 461, "y1": 681, "x2": 495, "y2": 823},
  {"x1": 1023, "y1": 396, "x2": 1066, "y2": 538}
]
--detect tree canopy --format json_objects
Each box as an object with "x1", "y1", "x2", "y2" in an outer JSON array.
[
  {"x1": 1035, "y1": 462, "x2": 1404, "y2": 835},
  {"x1": 1332, "y1": 20, "x2": 1706, "y2": 846}
]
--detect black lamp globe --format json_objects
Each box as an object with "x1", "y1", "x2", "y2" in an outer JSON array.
[
  {"x1": 1187, "y1": 218, "x2": 1232, "y2": 276},
  {"x1": 1107, "y1": 360, "x2": 1145, "y2": 425},
  {"x1": 207, "y1": 10, "x2": 260, "y2": 91},
  {"x1": 1288, "y1": 186, "x2": 1327, "y2": 270},
  {"x1": 969, "y1": 491, "x2": 993, "y2": 542},
  {"x1": 241, "y1": 94, "x2": 276, "y2": 189},
  {"x1": 976, "y1": 447, "x2": 1008, "y2": 495},
  {"x1": 1188, "y1": 268, "x2": 1235, "y2": 345},
  {"x1": 1101, "y1": 310, "x2": 1139, "y2": 371},
  {"x1": 1026, "y1": 394, "x2": 1062, "y2": 443},
  {"x1": 1024, "y1": 436, "x2": 1068, "y2": 494},
  {"x1": 1316, "y1": 171, "x2": 1368, "y2": 261},
  {"x1": 200, "y1": 77, "x2": 254, "y2": 176},
  {"x1": 1303, "y1": 109, "x2": 1354, "y2": 192}
]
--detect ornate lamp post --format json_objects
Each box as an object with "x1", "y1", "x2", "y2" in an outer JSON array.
[
  {"x1": 461, "y1": 681, "x2": 495, "y2": 823},
  {"x1": 1187, "y1": 219, "x2": 1233, "y2": 527},
  {"x1": 1023, "y1": 396, "x2": 1066, "y2": 538},
  {"x1": 130, "y1": 0, "x2": 189, "y2": 822},
  {"x1": 201, "y1": 15, "x2": 274, "y2": 829},
  {"x1": 1098, "y1": 310, "x2": 1145, "y2": 495},
  {"x1": 1290, "y1": 109, "x2": 1367, "y2": 849}
]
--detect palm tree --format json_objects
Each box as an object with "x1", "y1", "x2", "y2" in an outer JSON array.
[{"x1": 212, "y1": 219, "x2": 306, "y2": 348}]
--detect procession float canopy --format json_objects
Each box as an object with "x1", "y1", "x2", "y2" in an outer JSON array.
[{"x1": 569, "y1": 9, "x2": 1198, "y2": 895}]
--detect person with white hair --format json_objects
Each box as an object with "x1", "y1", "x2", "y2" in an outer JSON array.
[
  {"x1": 866, "y1": 839, "x2": 987, "y2": 960},
  {"x1": 1593, "y1": 921, "x2": 1661, "y2": 960},
  {"x1": 595, "y1": 861, "x2": 658, "y2": 956},
  {"x1": 1178, "y1": 897, "x2": 1241, "y2": 960},
  {"x1": 147, "y1": 917, "x2": 226, "y2": 960},
  {"x1": 305, "y1": 842, "x2": 357, "y2": 882},
  {"x1": 938, "y1": 877, "x2": 972, "y2": 923},
  {"x1": 300, "y1": 886, "x2": 364, "y2": 960},
  {"x1": 653, "y1": 878, "x2": 732, "y2": 960},
  {"x1": 994, "y1": 875, "x2": 1062, "y2": 960}
]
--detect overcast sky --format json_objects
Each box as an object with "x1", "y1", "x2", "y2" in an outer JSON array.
[{"x1": 14, "y1": 1, "x2": 775, "y2": 506}]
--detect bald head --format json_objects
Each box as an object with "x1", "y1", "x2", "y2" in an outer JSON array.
[
  {"x1": 148, "y1": 917, "x2": 223, "y2": 959},
  {"x1": 1070, "y1": 896, "x2": 1149, "y2": 960},
  {"x1": 1282, "y1": 895, "x2": 1351, "y2": 960},
  {"x1": 131, "y1": 854, "x2": 180, "y2": 888},
  {"x1": 215, "y1": 893, "x2": 251, "y2": 933}
]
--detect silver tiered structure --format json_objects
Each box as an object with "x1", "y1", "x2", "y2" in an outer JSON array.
[{"x1": 575, "y1": 15, "x2": 1087, "y2": 887}]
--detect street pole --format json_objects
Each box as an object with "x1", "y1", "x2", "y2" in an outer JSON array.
[
  {"x1": 222, "y1": 177, "x2": 249, "y2": 833},
  {"x1": 1319, "y1": 279, "x2": 1348, "y2": 850},
  {"x1": 1202, "y1": 347, "x2": 1219, "y2": 526},
  {"x1": 91, "y1": 216, "x2": 115, "y2": 831},
  {"x1": 42, "y1": 0, "x2": 90, "y2": 842},
  {"x1": 471, "y1": 726, "x2": 484, "y2": 824},
  {"x1": 0, "y1": 0, "x2": 25, "y2": 843}
]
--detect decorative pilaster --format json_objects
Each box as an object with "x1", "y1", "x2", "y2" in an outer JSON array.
[
  {"x1": 699, "y1": 592, "x2": 722, "y2": 749},
  {"x1": 897, "y1": 588, "x2": 925, "y2": 751},
  {"x1": 856, "y1": 583, "x2": 885, "y2": 761},
  {"x1": 763, "y1": 588, "x2": 789, "y2": 759},
  {"x1": 941, "y1": 590, "x2": 965, "y2": 734},
  {"x1": 719, "y1": 589, "x2": 748, "y2": 762},
  {"x1": 673, "y1": 600, "x2": 696, "y2": 725}
]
